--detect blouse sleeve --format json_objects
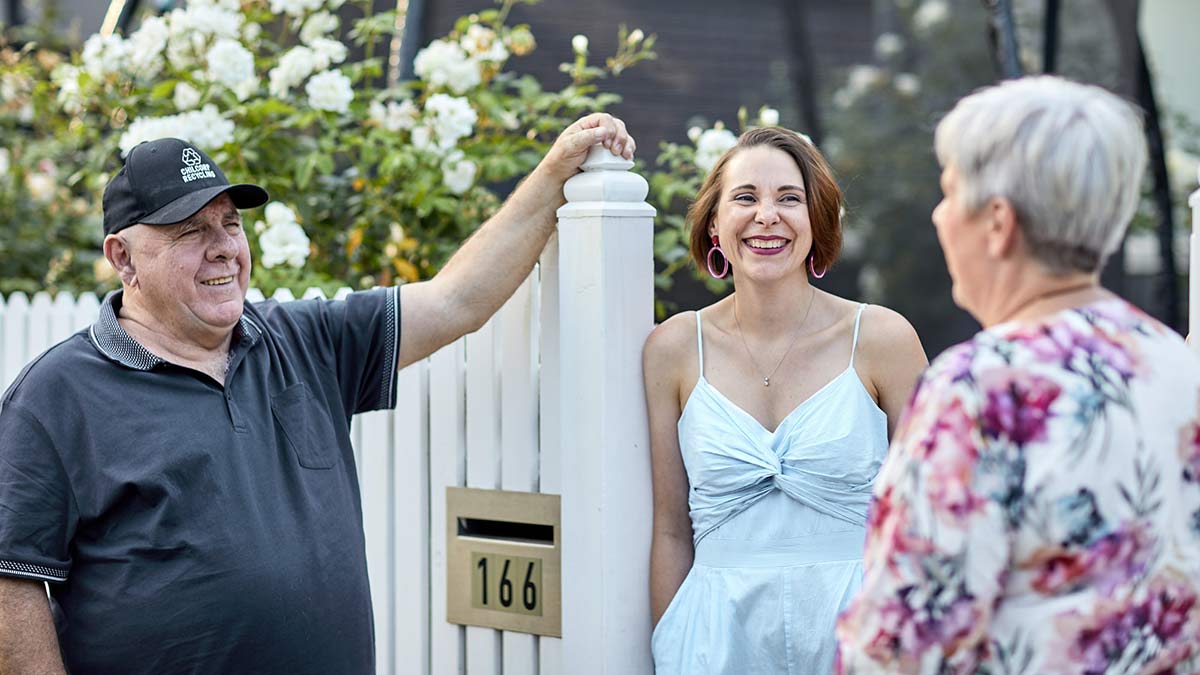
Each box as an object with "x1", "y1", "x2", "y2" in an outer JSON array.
[{"x1": 835, "y1": 358, "x2": 1013, "y2": 674}]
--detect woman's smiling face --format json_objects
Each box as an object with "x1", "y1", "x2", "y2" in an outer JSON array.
[{"x1": 709, "y1": 145, "x2": 812, "y2": 284}]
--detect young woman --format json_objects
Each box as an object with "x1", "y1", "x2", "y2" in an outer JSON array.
[{"x1": 643, "y1": 127, "x2": 927, "y2": 674}]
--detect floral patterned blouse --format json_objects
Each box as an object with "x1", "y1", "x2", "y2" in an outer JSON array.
[{"x1": 836, "y1": 299, "x2": 1200, "y2": 674}]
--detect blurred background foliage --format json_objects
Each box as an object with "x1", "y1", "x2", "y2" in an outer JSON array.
[{"x1": 2, "y1": 0, "x2": 1197, "y2": 356}]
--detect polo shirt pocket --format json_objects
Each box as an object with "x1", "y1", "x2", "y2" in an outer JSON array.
[{"x1": 271, "y1": 382, "x2": 340, "y2": 470}]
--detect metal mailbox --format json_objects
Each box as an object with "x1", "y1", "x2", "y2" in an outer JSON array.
[{"x1": 446, "y1": 487, "x2": 561, "y2": 636}]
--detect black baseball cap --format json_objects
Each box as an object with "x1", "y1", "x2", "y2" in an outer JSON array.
[{"x1": 102, "y1": 138, "x2": 269, "y2": 236}]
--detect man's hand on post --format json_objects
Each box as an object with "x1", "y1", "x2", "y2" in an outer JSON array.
[
  {"x1": 397, "y1": 112, "x2": 636, "y2": 369},
  {"x1": 535, "y1": 113, "x2": 637, "y2": 183}
]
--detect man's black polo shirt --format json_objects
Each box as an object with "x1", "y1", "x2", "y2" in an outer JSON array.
[{"x1": 0, "y1": 287, "x2": 399, "y2": 674}]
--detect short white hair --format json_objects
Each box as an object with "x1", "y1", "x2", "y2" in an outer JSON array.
[{"x1": 935, "y1": 76, "x2": 1147, "y2": 273}]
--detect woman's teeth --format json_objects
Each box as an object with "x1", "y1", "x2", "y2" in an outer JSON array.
[{"x1": 745, "y1": 239, "x2": 787, "y2": 249}]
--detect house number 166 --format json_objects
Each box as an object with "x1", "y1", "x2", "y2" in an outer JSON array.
[{"x1": 471, "y1": 553, "x2": 542, "y2": 616}]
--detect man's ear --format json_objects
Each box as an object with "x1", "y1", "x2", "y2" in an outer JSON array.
[
  {"x1": 103, "y1": 232, "x2": 138, "y2": 288},
  {"x1": 984, "y1": 196, "x2": 1022, "y2": 259}
]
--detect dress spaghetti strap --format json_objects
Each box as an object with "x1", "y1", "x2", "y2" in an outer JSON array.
[
  {"x1": 695, "y1": 310, "x2": 705, "y2": 377},
  {"x1": 849, "y1": 303, "x2": 867, "y2": 369}
]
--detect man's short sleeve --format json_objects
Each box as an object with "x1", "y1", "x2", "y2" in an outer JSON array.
[
  {"x1": 265, "y1": 286, "x2": 400, "y2": 417},
  {"x1": 0, "y1": 402, "x2": 76, "y2": 583}
]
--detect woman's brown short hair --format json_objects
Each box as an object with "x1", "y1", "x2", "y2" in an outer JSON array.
[{"x1": 687, "y1": 127, "x2": 843, "y2": 276}]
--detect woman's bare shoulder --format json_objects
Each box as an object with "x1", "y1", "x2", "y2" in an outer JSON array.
[
  {"x1": 856, "y1": 303, "x2": 928, "y2": 370},
  {"x1": 643, "y1": 311, "x2": 702, "y2": 375}
]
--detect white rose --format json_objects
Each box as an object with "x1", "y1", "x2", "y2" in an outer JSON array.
[
  {"x1": 832, "y1": 88, "x2": 854, "y2": 110},
  {"x1": 164, "y1": 4, "x2": 242, "y2": 70},
  {"x1": 119, "y1": 117, "x2": 175, "y2": 155},
  {"x1": 913, "y1": 0, "x2": 950, "y2": 34},
  {"x1": 461, "y1": 25, "x2": 508, "y2": 62},
  {"x1": 81, "y1": 33, "x2": 127, "y2": 79},
  {"x1": 243, "y1": 21, "x2": 262, "y2": 43},
  {"x1": 269, "y1": 0, "x2": 323, "y2": 17},
  {"x1": 190, "y1": 0, "x2": 240, "y2": 11},
  {"x1": 126, "y1": 16, "x2": 169, "y2": 78},
  {"x1": 52, "y1": 64, "x2": 84, "y2": 114},
  {"x1": 1166, "y1": 147, "x2": 1200, "y2": 196},
  {"x1": 370, "y1": 99, "x2": 418, "y2": 131},
  {"x1": 206, "y1": 39, "x2": 257, "y2": 93},
  {"x1": 411, "y1": 125, "x2": 436, "y2": 153},
  {"x1": 300, "y1": 11, "x2": 339, "y2": 44},
  {"x1": 425, "y1": 93, "x2": 477, "y2": 144},
  {"x1": 874, "y1": 32, "x2": 905, "y2": 60},
  {"x1": 174, "y1": 81, "x2": 202, "y2": 110},
  {"x1": 182, "y1": 4, "x2": 243, "y2": 38},
  {"x1": 413, "y1": 39, "x2": 481, "y2": 94},
  {"x1": 694, "y1": 127, "x2": 737, "y2": 172},
  {"x1": 258, "y1": 221, "x2": 312, "y2": 269},
  {"x1": 309, "y1": 38, "x2": 349, "y2": 67},
  {"x1": 306, "y1": 69, "x2": 353, "y2": 113},
  {"x1": 119, "y1": 105, "x2": 234, "y2": 156},
  {"x1": 894, "y1": 73, "x2": 921, "y2": 97},
  {"x1": 265, "y1": 201, "x2": 298, "y2": 228},
  {"x1": 758, "y1": 107, "x2": 780, "y2": 127},
  {"x1": 628, "y1": 29, "x2": 645, "y2": 45},
  {"x1": 183, "y1": 105, "x2": 236, "y2": 149},
  {"x1": 26, "y1": 172, "x2": 57, "y2": 203},
  {"x1": 0, "y1": 72, "x2": 21, "y2": 101},
  {"x1": 847, "y1": 65, "x2": 882, "y2": 96},
  {"x1": 687, "y1": 126, "x2": 703, "y2": 142},
  {"x1": 232, "y1": 76, "x2": 260, "y2": 100},
  {"x1": 442, "y1": 158, "x2": 477, "y2": 195},
  {"x1": 571, "y1": 35, "x2": 588, "y2": 55},
  {"x1": 269, "y1": 45, "x2": 320, "y2": 97}
]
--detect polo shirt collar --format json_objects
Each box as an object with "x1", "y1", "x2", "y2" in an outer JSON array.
[{"x1": 89, "y1": 290, "x2": 263, "y2": 371}]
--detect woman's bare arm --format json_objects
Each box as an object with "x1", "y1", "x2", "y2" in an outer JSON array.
[
  {"x1": 858, "y1": 305, "x2": 928, "y2": 439},
  {"x1": 643, "y1": 315, "x2": 696, "y2": 626}
]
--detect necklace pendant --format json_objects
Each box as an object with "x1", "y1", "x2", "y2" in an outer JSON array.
[{"x1": 763, "y1": 377, "x2": 770, "y2": 387}]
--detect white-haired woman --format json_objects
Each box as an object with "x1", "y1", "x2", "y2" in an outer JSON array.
[{"x1": 836, "y1": 76, "x2": 1200, "y2": 673}]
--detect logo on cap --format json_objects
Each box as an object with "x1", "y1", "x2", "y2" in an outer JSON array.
[{"x1": 179, "y1": 146, "x2": 216, "y2": 184}]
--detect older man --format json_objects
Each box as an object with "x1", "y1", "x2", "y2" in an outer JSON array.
[{"x1": 0, "y1": 113, "x2": 633, "y2": 673}]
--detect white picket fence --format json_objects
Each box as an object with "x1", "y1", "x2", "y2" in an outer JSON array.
[{"x1": 0, "y1": 147, "x2": 656, "y2": 675}]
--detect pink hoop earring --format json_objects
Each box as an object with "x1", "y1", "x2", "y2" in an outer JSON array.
[
  {"x1": 707, "y1": 236, "x2": 730, "y2": 279},
  {"x1": 809, "y1": 256, "x2": 827, "y2": 279}
]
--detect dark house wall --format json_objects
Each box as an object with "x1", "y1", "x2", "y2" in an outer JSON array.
[{"x1": 421, "y1": 0, "x2": 874, "y2": 155}]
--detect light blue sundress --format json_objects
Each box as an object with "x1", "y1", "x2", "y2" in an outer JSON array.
[{"x1": 651, "y1": 304, "x2": 889, "y2": 674}]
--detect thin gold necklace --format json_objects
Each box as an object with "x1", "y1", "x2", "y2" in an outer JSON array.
[{"x1": 733, "y1": 287, "x2": 817, "y2": 387}]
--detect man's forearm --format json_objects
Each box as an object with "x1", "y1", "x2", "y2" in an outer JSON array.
[
  {"x1": 435, "y1": 165, "x2": 566, "y2": 331},
  {"x1": 0, "y1": 577, "x2": 67, "y2": 675}
]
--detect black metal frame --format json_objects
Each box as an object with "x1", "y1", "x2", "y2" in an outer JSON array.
[
  {"x1": 1134, "y1": 30, "x2": 1180, "y2": 329},
  {"x1": 780, "y1": 0, "x2": 822, "y2": 143},
  {"x1": 1042, "y1": 0, "x2": 1060, "y2": 73},
  {"x1": 5, "y1": 0, "x2": 21, "y2": 26},
  {"x1": 983, "y1": 0, "x2": 1024, "y2": 78}
]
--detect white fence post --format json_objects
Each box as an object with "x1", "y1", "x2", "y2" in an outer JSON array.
[{"x1": 555, "y1": 146, "x2": 656, "y2": 674}]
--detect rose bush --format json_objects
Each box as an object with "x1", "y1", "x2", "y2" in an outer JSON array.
[{"x1": 0, "y1": 0, "x2": 654, "y2": 295}]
